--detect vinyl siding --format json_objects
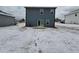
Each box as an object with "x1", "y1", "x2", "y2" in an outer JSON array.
[
  {"x1": 65, "y1": 13, "x2": 79, "y2": 24},
  {"x1": 26, "y1": 8, "x2": 55, "y2": 27},
  {"x1": 0, "y1": 15, "x2": 16, "y2": 27}
]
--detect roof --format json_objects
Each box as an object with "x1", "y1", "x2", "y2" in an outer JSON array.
[
  {"x1": 0, "y1": 10, "x2": 15, "y2": 18},
  {"x1": 25, "y1": 6, "x2": 57, "y2": 9},
  {"x1": 64, "y1": 9, "x2": 79, "y2": 16}
]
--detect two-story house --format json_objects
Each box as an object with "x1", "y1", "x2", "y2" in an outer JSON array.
[{"x1": 25, "y1": 7, "x2": 56, "y2": 27}]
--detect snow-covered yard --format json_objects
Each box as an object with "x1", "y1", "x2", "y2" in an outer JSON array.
[{"x1": 0, "y1": 23, "x2": 79, "y2": 53}]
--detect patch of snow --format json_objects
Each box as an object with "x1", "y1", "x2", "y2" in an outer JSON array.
[
  {"x1": 56, "y1": 22, "x2": 79, "y2": 30},
  {"x1": 0, "y1": 25, "x2": 79, "y2": 53}
]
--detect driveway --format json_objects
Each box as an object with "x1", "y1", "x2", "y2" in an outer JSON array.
[{"x1": 0, "y1": 23, "x2": 79, "y2": 53}]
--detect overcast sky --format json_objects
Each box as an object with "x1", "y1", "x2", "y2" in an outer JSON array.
[
  {"x1": 0, "y1": 6, "x2": 25, "y2": 20},
  {"x1": 0, "y1": 6, "x2": 79, "y2": 20},
  {"x1": 56, "y1": 6, "x2": 79, "y2": 20}
]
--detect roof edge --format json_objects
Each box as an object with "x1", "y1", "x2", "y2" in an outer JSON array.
[
  {"x1": 64, "y1": 9, "x2": 79, "y2": 16},
  {"x1": 24, "y1": 6, "x2": 57, "y2": 9}
]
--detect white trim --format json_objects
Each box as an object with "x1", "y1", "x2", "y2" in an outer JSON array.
[{"x1": 40, "y1": 9, "x2": 44, "y2": 15}]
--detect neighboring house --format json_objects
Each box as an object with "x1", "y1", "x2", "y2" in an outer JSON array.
[
  {"x1": 0, "y1": 10, "x2": 16, "y2": 27},
  {"x1": 65, "y1": 9, "x2": 79, "y2": 24},
  {"x1": 25, "y1": 7, "x2": 56, "y2": 27}
]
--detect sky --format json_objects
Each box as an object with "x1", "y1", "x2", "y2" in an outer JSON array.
[
  {"x1": 56, "y1": 6, "x2": 79, "y2": 20},
  {"x1": 0, "y1": 6, "x2": 79, "y2": 20},
  {"x1": 0, "y1": 6, "x2": 25, "y2": 20}
]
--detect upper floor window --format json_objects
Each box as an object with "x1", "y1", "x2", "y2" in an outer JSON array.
[
  {"x1": 75, "y1": 13, "x2": 77, "y2": 16},
  {"x1": 50, "y1": 9, "x2": 54, "y2": 14},
  {"x1": 40, "y1": 9, "x2": 44, "y2": 15}
]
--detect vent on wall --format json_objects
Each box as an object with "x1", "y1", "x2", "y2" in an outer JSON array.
[{"x1": 75, "y1": 13, "x2": 77, "y2": 16}]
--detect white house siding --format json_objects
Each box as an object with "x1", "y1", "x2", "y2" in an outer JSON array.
[{"x1": 65, "y1": 12, "x2": 79, "y2": 24}]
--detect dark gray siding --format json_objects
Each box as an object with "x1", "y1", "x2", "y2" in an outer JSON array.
[
  {"x1": 0, "y1": 15, "x2": 16, "y2": 27},
  {"x1": 26, "y1": 7, "x2": 56, "y2": 27}
]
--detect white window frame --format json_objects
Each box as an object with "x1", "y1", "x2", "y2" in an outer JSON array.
[
  {"x1": 50, "y1": 9, "x2": 54, "y2": 14},
  {"x1": 46, "y1": 19, "x2": 50, "y2": 25},
  {"x1": 40, "y1": 9, "x2": 44, "y2": 15}
]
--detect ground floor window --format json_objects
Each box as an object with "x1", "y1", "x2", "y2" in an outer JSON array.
[{"x1": 46, "y1": 19, "x2": 50, "y2": 25}]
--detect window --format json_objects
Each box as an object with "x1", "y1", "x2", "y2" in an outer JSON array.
[
  {"x1": 40, "y1": 9, "x2": 44, "y2": 15},
  {"x1": 46, "y1": 19, "x2": 50, "y2": 25},
  {"x1": 50, "y1": 9, "x2": 54, "y2": 14},
  {"x1": 47, "y1": 22, "x2": 49, "y2": 24},
  {"x1": 75, "y1": 13, "x2": 77, "y2": 16}
]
